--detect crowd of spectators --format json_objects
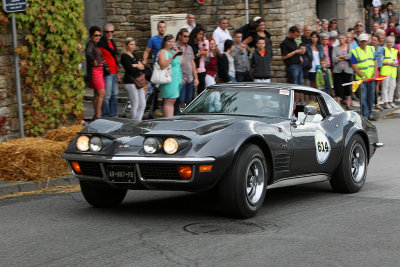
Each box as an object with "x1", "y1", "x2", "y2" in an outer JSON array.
[{"x1": 85, "y1": 2, "x2": 400, "y2": 120}]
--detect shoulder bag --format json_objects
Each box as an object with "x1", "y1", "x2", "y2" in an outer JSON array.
[
  {"x1": 133, "y1": 73, "x2": 149, "y2": 92},
  {"x1": 150, "y1": 51, "x2": 172, "y2": 84}
]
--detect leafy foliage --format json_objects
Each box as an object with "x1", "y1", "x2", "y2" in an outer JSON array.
[{"x1": 0, "y1": 0, "x2": 87, "y2": 136}]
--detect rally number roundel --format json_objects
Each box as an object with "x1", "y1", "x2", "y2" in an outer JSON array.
[{"x1": 314, "y1": 130, "x2": 331, "y2": 164}]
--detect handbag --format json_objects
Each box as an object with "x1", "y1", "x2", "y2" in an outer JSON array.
[
  {"x1": 133, "y1": 73, "x2": 149, "y2": 92},
  {"x1": 151, "y1": 62, "x2": 172, "y2": 85},
  {"x1": 103, "y1": 62, "x2": 111, "y2": 77}
]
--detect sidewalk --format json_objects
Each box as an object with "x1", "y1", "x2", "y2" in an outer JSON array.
[{"x1": 0, "y1": 175, "x2": 79, "y2": 199}]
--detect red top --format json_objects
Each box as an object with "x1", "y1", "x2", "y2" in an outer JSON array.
[
  {"x1": 99, "y1": 41, "x2": 118, "y2": 74},
  {"x1": 205, "y1": 56, "x2": 218, "y2": 77}
]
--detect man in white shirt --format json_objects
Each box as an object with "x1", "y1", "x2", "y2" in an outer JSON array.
[
  {"x1": 212, "y1": 16, "x2": 232, "y2": 56},
  {"x1": 181, "y1": 13, "x2": 196, "y2": 33}
]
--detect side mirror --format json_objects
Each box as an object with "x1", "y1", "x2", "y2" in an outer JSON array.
[
  {"x1": 304, "y1": 105, "x2": 318, "y2": 116},
  {"x1": 301, "y1": 105, "x2": 318, "y2": 125},
  {"x1": 179, "y1": 103, "x2": 187, "y2": 113}
]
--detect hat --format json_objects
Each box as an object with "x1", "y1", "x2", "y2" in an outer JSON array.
[
  {"x1": 253, "y1": 16, "x2": 262, "y2": 22},
  {"x1": 359, "y1": 33, "x2": 369, "y2": 41}
]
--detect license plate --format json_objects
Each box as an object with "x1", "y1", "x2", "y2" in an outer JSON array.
[{"x1": 107, "y1": 165, "x2": 136, "y2": 183}]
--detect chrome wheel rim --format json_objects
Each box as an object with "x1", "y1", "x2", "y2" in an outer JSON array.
[
  {"x1": 245, "y1": 158, "x2": 265, "y2": 205},
  {"x1": 350, "y1": 143, "x2": 366, "y2": 183}
]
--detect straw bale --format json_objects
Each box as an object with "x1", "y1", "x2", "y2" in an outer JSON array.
[
  {"x1": 0, "y1": 137, "x2": 70, "y2": 182},
  {"x1": 45, "y1": 125, "x2": 84, "y2": 142}
]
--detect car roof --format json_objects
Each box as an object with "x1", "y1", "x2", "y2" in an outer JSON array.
[{"x1": 209, "y1": 82, "x2": 323, "y2": 94}]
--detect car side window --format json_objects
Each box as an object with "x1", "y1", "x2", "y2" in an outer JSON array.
[
  {"x1": 322, "y1": 93, "x2": 344, "y2": 115},
  {"x1": 293, "y1": 91, "x2": 326, "y2": 123}
]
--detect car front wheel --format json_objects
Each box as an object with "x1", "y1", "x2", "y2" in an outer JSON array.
[
  {"x1": 80, "y1": 181, "x2": 127, "y2": 208},
  {"x1": 219, "y1": 144, "x2": 268, "y2": 218},
  {"x1": 330, "y1": 134, "x2": 368, "y2": 193}
]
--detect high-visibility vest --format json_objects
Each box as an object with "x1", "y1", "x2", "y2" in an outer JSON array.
[
  {"x1": 351, "y1": 46, "x2": 376, "y2": 80},
  {"x1": 380, "y1": 47, "x2": 398, "y2": 78}
]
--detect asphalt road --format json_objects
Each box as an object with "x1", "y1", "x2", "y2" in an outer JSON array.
[{"x1": 1, "y1": 117, "x2": 399, "y2": 267}]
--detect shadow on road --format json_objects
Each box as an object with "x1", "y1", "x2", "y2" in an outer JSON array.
[{"x1": 71, "y1": 181, "x2": 335, "y2": 219}]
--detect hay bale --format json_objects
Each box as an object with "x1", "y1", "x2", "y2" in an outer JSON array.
[
  {"x1": 45, "y1": 125, "x2": 84, "y2": 142},
  {"x1": 0, "y1": 137, "x2": 70, "y2": 182}
]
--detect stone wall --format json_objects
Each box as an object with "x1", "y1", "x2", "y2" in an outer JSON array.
[
  {"x1": 105, "y1": 0, "x2": 293, "y2": 82},
  {"x1": 0, "y1": 28, "x2": 19, "y2": 142},
  {"x1": 339, "y1": 0, "x2": 364, "y2": 32}
]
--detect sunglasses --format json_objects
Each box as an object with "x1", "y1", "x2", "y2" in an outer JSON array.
[
  {"x1": 104, "y1": 31, "x2": 114, "y2": 33},
  {"x1": 356, "y1": 24, "x2": 363, "y2": 27},
  {"x1": 183, "y1": 35, "x2": 189, "y2": 38},
  {"x1": 93, "y1": 34, "x2": 101, "y2": 37}
]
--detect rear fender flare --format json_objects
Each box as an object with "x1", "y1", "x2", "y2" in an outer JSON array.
[{"x1": 344, "y1": 128, "x2": 370, "y2": 161}]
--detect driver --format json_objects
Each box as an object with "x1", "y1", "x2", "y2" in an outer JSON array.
[{"x1": 206, "y1": 92, "x2": 222, "y2": 112}]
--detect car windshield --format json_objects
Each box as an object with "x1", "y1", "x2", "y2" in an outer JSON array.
[{"x1": 182, "y1": 87, "x2": 291, "y2": 118}]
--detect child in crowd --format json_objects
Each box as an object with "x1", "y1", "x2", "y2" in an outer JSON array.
[
  {"x1": 231, "y1": 30, "x2": 252, "y2": 82},
  {"x1": 299, "y1": 43, "x2": 312, "y2": 86},
  {"x1": 251, "y1": 38, "x2": 271, "y2": 82},
  {"x1": 385, "y1": 21, "x2": 398, "y2": 36},
  {"x1": 316, "y1": 57, "x2": 333, "y2": 95}
]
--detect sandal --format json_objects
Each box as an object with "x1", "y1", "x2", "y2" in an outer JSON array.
[{"x1": 375, "y1": 104, "x2": 384, "y2": 111}]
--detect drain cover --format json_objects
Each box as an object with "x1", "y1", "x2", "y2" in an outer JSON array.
[{"x1": 183, "y1": 220, "x2": 270, "y2": 235}]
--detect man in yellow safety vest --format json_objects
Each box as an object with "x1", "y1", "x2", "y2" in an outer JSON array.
[{"x1": 350, "y1": 33, "x2": 378, "y2": 119}]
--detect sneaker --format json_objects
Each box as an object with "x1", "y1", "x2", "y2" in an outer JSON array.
[
  {"x1": 390, "y1": 103, "x2": 398, "y2": 108},
  {"x1": 384, "y1": 103, "x2": 392, "y2": 109}
]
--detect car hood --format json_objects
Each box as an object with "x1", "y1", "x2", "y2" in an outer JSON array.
[{"x1": 81, "y1": 115, "x2": 283, "y2": 138}]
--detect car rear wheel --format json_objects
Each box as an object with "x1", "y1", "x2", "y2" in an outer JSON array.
[
  {"x1": 219, "y1": 144, "x2": 267, "y2": 218},
  {"x1": 330, "y1": 134, "x2": 368, "y2": 193},
  {"x1": 80, "y1": 181, "x2": 127, "y2": 208}
]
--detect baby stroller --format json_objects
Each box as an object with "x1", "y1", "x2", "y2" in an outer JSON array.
[{"x1": 119, "y1": 66, "x2": 157, "y2": 119}]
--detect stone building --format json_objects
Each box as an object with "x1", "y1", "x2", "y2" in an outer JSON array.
[{"x1": 0, "y1": 0, "x2": 398, "y2": 140}]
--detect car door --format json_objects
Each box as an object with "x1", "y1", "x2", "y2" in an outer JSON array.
[{"x1": 290, "y1": 90, "x2": 343, "y2": 175}]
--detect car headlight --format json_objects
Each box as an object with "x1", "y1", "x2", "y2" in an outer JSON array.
[
  {"x1": 89, "y1": 136, "x2": 103, "y2": 152},
  {"x1": 143, "y1": 137, "x2": 161, "y2": 154},
  {"x1": 76, "y1": 135, "x2": 89, "y2": 151},
  {"x1": 163, "y1": 137, "x2": 179, "y2": 154}
]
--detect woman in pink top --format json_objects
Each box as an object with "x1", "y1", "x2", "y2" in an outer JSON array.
[
  {"x1": 320, "y1": 32, "x2": 333, "y2": 70},
  {"x1": 189, "y1": 26, "x2": 209, "y2": 95}
]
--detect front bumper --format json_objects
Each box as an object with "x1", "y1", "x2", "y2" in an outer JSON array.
[{"x1": 62, "y1": 153, "x2": 219, "y2": 191}]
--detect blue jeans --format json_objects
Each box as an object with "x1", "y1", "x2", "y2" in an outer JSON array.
[
  {"x1": 102, "y1": 73, "x2": 118, "y2": 117},
  {"x1": 174, "y1": 80, "x2": 194, "y2": 115},
  {"x1": 286, "y1": 64, "x2": 303, "y2": 85},
  {"x1": 360, "y1": 81, "x2": 376, "y2": 118}
]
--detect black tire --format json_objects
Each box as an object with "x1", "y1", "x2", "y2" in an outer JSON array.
[
  {"x1": 330, "y1": 134, "x2": 368, "y2": 193},
  {"x1": 80, "y1": 181, "x2": 127, "y2": 208},
  {"x1": 218, "y1": 144, "x2": 268, "y2": 218}
]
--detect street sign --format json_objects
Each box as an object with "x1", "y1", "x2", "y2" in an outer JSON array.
[{"x1": 2, "y1": 0, "x2": 27, "y2": 13}]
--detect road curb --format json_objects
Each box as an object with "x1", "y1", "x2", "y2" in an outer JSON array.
[{"x1": 0, "y1": 175, "x2": 79, "y2": 197}]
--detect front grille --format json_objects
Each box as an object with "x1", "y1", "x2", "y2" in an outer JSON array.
[
  {"x1": 138, "y1": 163, "x2": 181, "y2": 180},
  {"x1": 77, "y1": 161, "x2": 103, "y2": 177}
]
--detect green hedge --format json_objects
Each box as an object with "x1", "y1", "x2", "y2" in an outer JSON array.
[{"x1": 0, "y1": 0, "x2": 87, "y2": 136}]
